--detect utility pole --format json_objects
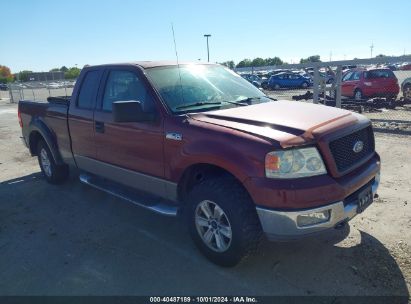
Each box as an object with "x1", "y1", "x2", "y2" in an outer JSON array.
[
  {"x1": 370, "y1": 42, "x2": 374, "y2": 58},
  {"x1": 329, "y1": 51, "x2": 332, "y2": 62},
  {"x1": 204, "y1": 34, "x2": 211, "y2": 62}
]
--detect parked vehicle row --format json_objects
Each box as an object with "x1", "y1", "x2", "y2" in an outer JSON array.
[
  {"x1": 241, "y1": 65, "x2": 410, "y2": 102},
  {"x1": 8, "y1": 81, "x2": 76, "y2": 90}
]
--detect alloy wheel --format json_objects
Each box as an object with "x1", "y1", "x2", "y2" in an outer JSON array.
[{"x1": 195, "y1": 200, "x2": 232, "y2": 252}]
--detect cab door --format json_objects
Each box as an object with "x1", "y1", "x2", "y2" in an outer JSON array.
[
  {"x1": 93, "y1": 67, "x2": 165, "y2": 185},
  {"x1": 341, "y1": 71, "x2": 354, "y2": 97}
]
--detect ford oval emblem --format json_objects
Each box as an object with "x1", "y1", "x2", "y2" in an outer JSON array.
[{"x1": 353, "y1": 140, "x2": 364, "y2": 153}]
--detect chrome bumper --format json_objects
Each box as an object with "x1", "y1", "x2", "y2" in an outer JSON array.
[{"x1": 256, "y1": 172, "x2": 380, "y2": 241}]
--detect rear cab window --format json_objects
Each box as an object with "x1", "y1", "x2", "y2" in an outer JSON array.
[{"x1": 77, "y1": 70, "x2": 103, "y2": 109}]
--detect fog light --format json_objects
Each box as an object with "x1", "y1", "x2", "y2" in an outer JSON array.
[{"x1": 297, "y1": 210, "x2": 331, "y2": 227}]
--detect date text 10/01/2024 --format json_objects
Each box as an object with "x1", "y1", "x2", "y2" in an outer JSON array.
[{"x1": 149, "y1": 297, "x2": 258, "y2": 303}]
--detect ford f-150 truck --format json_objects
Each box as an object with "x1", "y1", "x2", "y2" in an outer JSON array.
[{"x1": 18, "y1": 62, "x2": 380, "y2": 266}]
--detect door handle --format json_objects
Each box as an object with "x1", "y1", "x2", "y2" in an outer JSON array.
[{"x1": 95, "y1": 121, "x2": 105, "y2": 133}]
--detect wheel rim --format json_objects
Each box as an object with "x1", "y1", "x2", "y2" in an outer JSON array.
[
  {"x1": 195, "y1": 200, "x2": 232, "y2": 253},
  {"x1": 405, "y1": 87, "x2": 411, "y2": 99},
  {"x1": 355, "y1": 91, "x2": 362, "y2": 101},
  {"x1": 302, "y1": 82, "x2": 308, "y2": 88},
  {"x1": 40, "y1": 148, "x2": 52, "y2": 177},
  {"x1": 274, "y1": 84, "x2": 280, "y2": 90}
]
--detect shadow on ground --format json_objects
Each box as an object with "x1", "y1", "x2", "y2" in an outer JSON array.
[{"x1": 0, "y1": 173, "x2": 409, "y2": 298}]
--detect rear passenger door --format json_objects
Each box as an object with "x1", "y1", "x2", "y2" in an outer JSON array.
[{"x1": 69, "y1": 69, "x2": 103, "y2": 163}]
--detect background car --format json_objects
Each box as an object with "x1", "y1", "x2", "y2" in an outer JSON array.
[
  {"x1": 401, "y1": 77, "x2": 411, "y2": 100},
  {"x1": 241, "y1": 74, "x2": 262, "y2": 88},
  {"x1": 0, "y1": 83, "x2": 8, "y2": 91},
  {"x1": 267, "y1": 72, "x2": 313, "y2": 90},
  {"x1": 399, "y1": 63, "x2": 411, "y2": 71},
  {"x1": 341, "y1": 68, "x2": 399, "y2": 100},
  {"x1": 307, "y1": 70, "x2": 334, "y2": 84}
]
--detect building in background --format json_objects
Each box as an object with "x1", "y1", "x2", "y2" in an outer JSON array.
[{"x1": 26, "y1": 71, "x2": 65, "y2": 81}]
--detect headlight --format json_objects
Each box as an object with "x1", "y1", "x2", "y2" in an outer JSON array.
[{"x1": 265, "y1": 147, "x2": 327, "y2": 178}]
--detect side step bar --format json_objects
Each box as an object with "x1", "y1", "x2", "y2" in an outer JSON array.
[{"x1": 79, "y1": 173, "x2": 178, "y2": 217}]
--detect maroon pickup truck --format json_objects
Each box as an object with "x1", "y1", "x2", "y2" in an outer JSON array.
[{"x1": 19, "y1": 62, "x2": 380, "y2": 266}]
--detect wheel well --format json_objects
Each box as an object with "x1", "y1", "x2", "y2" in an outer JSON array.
[
  {"x1": 177, "y1": 164, "x2": 242, "y2": 202},
  {"x1": 28, "y1": 131, "x2": 44, "y2": 155}
]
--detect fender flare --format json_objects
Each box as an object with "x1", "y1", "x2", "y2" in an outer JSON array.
[{"x1": 28, "y1": 118, "x2": 64, "y2": 165}]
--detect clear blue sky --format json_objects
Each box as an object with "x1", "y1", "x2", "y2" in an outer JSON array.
[{"x1": 1, "y1": 0, "x2": 410, "y2": 72}]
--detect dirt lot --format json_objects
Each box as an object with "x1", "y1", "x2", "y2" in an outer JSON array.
[{"x1": 0, "y1": 99, "x2": 410, "y2": 298}]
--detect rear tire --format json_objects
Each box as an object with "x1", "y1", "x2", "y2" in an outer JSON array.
[
  {"x1": 273, "y1": 84, "x2": 280, "y2": 90},
  {"x1": 354, "y1": 89, "x2": 363, "y2": 101},
  {"x1": 301, "y1": 82, "x2": 308, "y2": 89},
  {"x1": 37, "y1": 140, "x2": 69, "y2": 184},
  {"x1": 186, "y1": 177, "x2": 262, "y2": 267},
  {"x1": 403, "y1": 84, "x2": 411, "y2": 100}
]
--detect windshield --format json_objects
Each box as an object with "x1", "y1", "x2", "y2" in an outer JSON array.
[{"x1": 146, "y1": 64, "x2": 267, "y2": 114}]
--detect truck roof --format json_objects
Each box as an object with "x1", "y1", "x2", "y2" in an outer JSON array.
[{"x1": 85, "y1": 61, "x2": 217, "y2": 69}]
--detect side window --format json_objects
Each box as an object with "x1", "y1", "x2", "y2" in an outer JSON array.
[
  {"x1": 352, "y1": 72, "x2": 361, "y2": 80},
  {"x1": 342, "y1": 72, "x2": 353, "y2": 82},
  {"x1": 102, "y1": 70, "x2": 155, "y2": 112},
  {"x1": 77, "y1": 70, "x2": 101, "y2": 109}
]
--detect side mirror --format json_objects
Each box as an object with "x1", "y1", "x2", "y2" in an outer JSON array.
[{"x1": 112, "y1": 100, "x2": 155, "y2": 123}]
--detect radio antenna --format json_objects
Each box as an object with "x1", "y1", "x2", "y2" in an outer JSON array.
[{"x1": 171, "y1": 23, "x2": 185, "y2": 106}]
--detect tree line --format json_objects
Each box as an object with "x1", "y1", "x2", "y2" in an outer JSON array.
[
  {"x1": 0, "y1": 65, "x2": 82, "y2": 83},
  {"x1": 220, "y1": 55, "x2": 322, "y2": 69}
]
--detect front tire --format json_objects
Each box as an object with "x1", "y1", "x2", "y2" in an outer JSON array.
[
  {"x1": 37, "y1": 140, "x2": 69, "y2": 184},
  {"x1": 186, "y1": 178, "x2": 262, "y2": 267}
]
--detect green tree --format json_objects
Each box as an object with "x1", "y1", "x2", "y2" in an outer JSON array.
[
  {"x1": 236, "y1": 59, "x2": 252, "y2": 68},
  {"x1": 50, "y1": 68, "x2": 60, "y2": 72},
  {"x1": 65, "y1": 67, "x2": 81, "y2": 79},
  {"x1": 219, "y1": 61, "x2": 235, "y2": 69},
  {"x1": 17, "y1": 70, "x2": 33, "y2": 82},
  {"x1": 265, "y1": 57, "x2": 283, "y2": 66},
  {"x1": 251, "y1": 57, "x2": 266, "y2": 67},
  {"x1": 60, "y1": 66, "x2": 69, "y2": 72},
  {"x1": 300, "y1": 55, "x2": 321, "y2": 64},
  {"x1": 376, "y1": 54, "x2": 386, "y2": 58}
]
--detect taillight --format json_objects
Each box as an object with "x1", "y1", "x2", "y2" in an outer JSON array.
[{"x1": 18, "y1": 108, "x2": 22, "y2": 128}]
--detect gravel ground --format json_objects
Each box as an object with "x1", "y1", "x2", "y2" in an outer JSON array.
[{"x1": 0, "y1": 99, "x2": 410, "y2": 299}]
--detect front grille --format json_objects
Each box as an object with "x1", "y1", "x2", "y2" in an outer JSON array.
[{"x1": 329, "y1": 126, "x2": 375, "y2": 172}]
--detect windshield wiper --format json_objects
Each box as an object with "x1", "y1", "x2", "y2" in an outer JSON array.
[
  {"x1": 223, "y1": 96, "x2": 275, "y2": 107},
  {"x1": 236, "y1": 97, "x2": 262, "y2": 104},
  {"x1": 264, "y1": 95, "x2": 277, "y2": 101},
  {"x1": 175, "y1": 101, "x2": 222, "y2": 110}
]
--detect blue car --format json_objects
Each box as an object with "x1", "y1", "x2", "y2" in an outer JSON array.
[{"x1": 268, "y1": 72, "x2": 313, "y2": 90}]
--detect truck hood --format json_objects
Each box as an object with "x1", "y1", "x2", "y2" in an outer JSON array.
[{"x1": 190, "y1": 100, "x2": 361, "y2": 147}]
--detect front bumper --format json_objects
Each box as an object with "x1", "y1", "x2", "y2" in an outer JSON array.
[{"x1": 256, "y1": 171, "x2": 380, "y2": 241}]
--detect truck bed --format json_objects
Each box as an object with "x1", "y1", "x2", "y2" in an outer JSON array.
[{"x1": 19, "y1": 99, "x2": 73, "y2": 163}]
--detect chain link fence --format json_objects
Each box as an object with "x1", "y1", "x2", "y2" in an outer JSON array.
[
  {"x1": 7, "y1": 79, "x2": 75, "y2": 103},
  {"x1": 236, "y1": 56, "x2": 411, "y2": 134}
]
